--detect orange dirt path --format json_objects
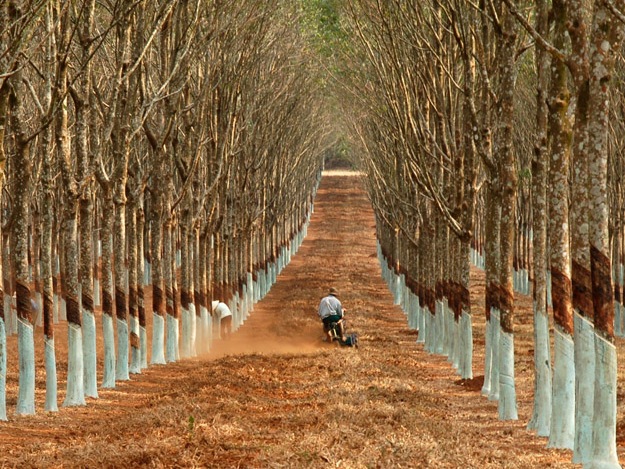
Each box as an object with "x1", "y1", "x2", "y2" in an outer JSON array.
[{"x1": 1, "y1": 171, "x2": 619, "y2": 467}]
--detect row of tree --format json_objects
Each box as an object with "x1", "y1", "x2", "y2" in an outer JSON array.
[
  {"x1": 0, "y1": 0, "x2": 330, "y2": 420},
  {"x1": 335, "y1": 0, "x2": 625, "y2": 467}
]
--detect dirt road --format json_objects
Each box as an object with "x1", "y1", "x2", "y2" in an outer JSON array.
[{"x1": 0, "y1": 172, "x2": 600, "y2": 467}]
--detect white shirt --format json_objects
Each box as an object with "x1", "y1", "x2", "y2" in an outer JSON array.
[
  {"x1": 213, "y1": 302, "x2": 232, "y2": 320},
  {"x1": 318, "y1": 294, "x2": 343, "y2": 320}
]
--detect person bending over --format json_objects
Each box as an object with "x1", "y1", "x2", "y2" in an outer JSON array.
[{"x1": 212, "y1": 300, "x2": 233, "y2": 339}]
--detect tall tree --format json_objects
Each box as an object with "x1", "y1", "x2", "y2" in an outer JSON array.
[
  {"x1": 585, "y1": 1, "x2": 623, "y2": 465},
  {"x1": 526, "y1": 0, "x2": 552, "y2": 438}
]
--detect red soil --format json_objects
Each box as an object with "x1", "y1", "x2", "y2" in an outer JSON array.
[{"x1": 0, "y1": 171, "x2": 621, "y2": 468}]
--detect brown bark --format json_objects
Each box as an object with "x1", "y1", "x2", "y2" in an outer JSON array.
[{"x1": 548, "y1": 0, "x2": 574, "y2": 336}]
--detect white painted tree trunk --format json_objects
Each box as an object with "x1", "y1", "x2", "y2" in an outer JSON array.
[
  {"x1": 407, "y1": 293, "x2": 416, "y2": 330},
  {"x1": 3, "y1": 294, "x2": 11, "y2": 336},
  {"x1": 151, "y1": 312, "x2": 166, "y2": 365},
  {"x1": 246, "y1": 272, "x2": 254, "y2": 313},
  {"x1": 488, "y1": 309, "x2": 500, "y2": 401},
  {"x1": 10, "y1": 295, "x2": 17, "y2": 335},
  {"x1": 258, "y1": 270, "x2": 265, "y2": 299},
  {"x1": 614, "y1": 264, "x2": 625, "y2": 337},
  {"x1": 140, "y1": 325, "x2": 148, "y2": 369},
  {"x1": 394, "y1": 274, "x2": 402, "y2": 305},
  {"x1": 458, "y1": 311, "x2": 473, "y2": 380},
  {"x1": 424, "y1": 308, "x2": 433, "y2": 353},
  {"x1": 16, "y1": 318, "x2": 35, "y2": 415},
  {"x1": 588, "y1": 334, "x2": 620, "y2": 469},
  {"x1": 101, "y1": 314, "x2": 116, "y2": 388},
  {"x1": 498, "y1": 330, "x2": 518, "y2": 420},
  {"x1": 63, "y1": 323, "x2": 85, "y2": 407},
  {"x1": 481, "y1": 317, "x2": 492, "y2": 397},
  {"x1": 0, "y1": 318, "x2": 6, "y2": 420},
  {"x1": 189, "y1": 303, "x2": 197, "y2": 357},
  {"x1": 195, "y1": 305, "x2": 203, "y2": 356},
  {"x1": 145, "y1": 260, "x2": 151, "y2": 285},
  {"x1": 82, "y1": 308, "x2": 98, "y2": 398},
  {"x1": 573, "y1": 312, "x2": 595, "y2": 464},
  {"x1": 615, "y1": 302, "x2": 623, "y2": 337},
  {"x1": 115, "y1": 318, "x2": 129, "y2": 381},
  {"x1": 271, "y1": 261, "x2": 278, "y2": 286},
  {"x1": 527, "y1": 301, "x2": 551, "y2": 437},
  {"x1": 202, "y1": 305, "x2": 212, "y2": 352},
  {"x1": 444, "y1": 301, "x2": 453, "y2": 359},
  {"x1": 547, "y1": 327, "x2": 575, "y2": 449},
  {"x1": 166, "y1": 313, "x2": 178, "y2": 363},
  {"x1": 416, "y1": 301, "x2": 425, "y2": 344},
  {"x1": 44, "y1": 336, "x2": 58, "y2": 412},
  {"x1": 451, "y1": 317, "x2": 460, "y2": 370},
  {"x1": 180, "y1": 306, "x2": 190, "y2": 358},
  {"x1": 195, "y1": 312, "x2": 203, "y2": 355},
  {"x1": 434, "y1": 299, "x2": 445, "y2": 355}
]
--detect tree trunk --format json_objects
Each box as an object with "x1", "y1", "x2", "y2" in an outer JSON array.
[
  {"x1": 495, "y1": 8, "x2": 519, "y2": 420},
  {"x1": 527, "y1": 0, "x2": 551, "y2": 437},
  {"x1": 165, "y1": 218, "x2": 179, "y2": 362},
  {"x1": 78, "y1": 173, "x2": 97, "y2": 398},
  {"x1": 0, "y1": 8, "x2": 8, "y2": 421},
  {"x1": 127, "y1": 201, "x2": 141, "y2": 374},
  {"x1": 194, "y1": 226, "x2": 205, "y2": 355},
  {"x1": 137, "y1": 194, "x2": 148, "y2": 369},
  {"x1": 114, "y1": 187, "x2": 129, "y2": 381},
  {"x1": 75, "y1": 98, "x2": 97, "y2": 399},
  {"x1": 586, "y1": 4, "x2": 622, "y2": 465},
  {"x1": 62, "y1": 199, "x2": 84, "y2": 407},
  {"x1": 100, "y1": 193, "x2": 117, "y2": 388},
  {"x1": 482, "y1": 177, "x2": 501, "y2": 401},
  {"x1": 150, "y1": 200, "x2": 166, "y2": 365},
  {"x1": 41, "y1": 123, "x2": 58, "y2": 412},
  {"x1": 547, "y1": 0, "x2": 574, "y2": 448},
  {"x1": 9, "y1": 98, "x2": 35, "y2": 415}
]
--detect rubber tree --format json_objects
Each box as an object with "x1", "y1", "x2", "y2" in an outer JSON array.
[
  {"x1": 567, "y1": 0, "x2": 594, "y2": 462},
  {"x1": 0, "y1": 7, "x2": 8, "y2": 420},
  {"x1": 0, "y1": 0, "x2": 47, "y2": 419},
  {"x1": 585, "y1": 2, "x2": 624, "y2": 465},
  {"x1": 491, "y1": 0, "x2": 521, "y2": 422},
  {"x1": 546, "y1": 0, "x2": 575, "y2": 447},
  {"x1": 39, "y1": 2, "x2": 58, "y2": 412},
  {"x1": 49, "y1": 1, "x2": 86, "y2": 408},
  {"x1": 7, "y1": 42, "x2": 36, "y2": 416},
  {"x1": 526, "y1": 0, "x2": 552, "y2": 438},
  {"x1": 68, "y1": 0, "x2": 98, "y2": 399}
]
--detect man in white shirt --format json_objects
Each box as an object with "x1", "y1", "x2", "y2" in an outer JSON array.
[
  {"x1": 212, "y1": 300, "x2": 233, "y2": 339},
  {"x1": 318, "y1": 287, "x2": 346, "y2": 342}
]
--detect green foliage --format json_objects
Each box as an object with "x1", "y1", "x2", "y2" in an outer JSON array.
[
  {"x1": 324, "y1": 136, "x2": 356, "y2": 169},
  {"x1": 298, "y1": 0, "x2": 347, "y2": 59}
]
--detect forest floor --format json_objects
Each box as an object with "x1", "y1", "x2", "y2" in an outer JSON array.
[{"x1": 1, "y1": 171, "x2": 624, "y2": 468}]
